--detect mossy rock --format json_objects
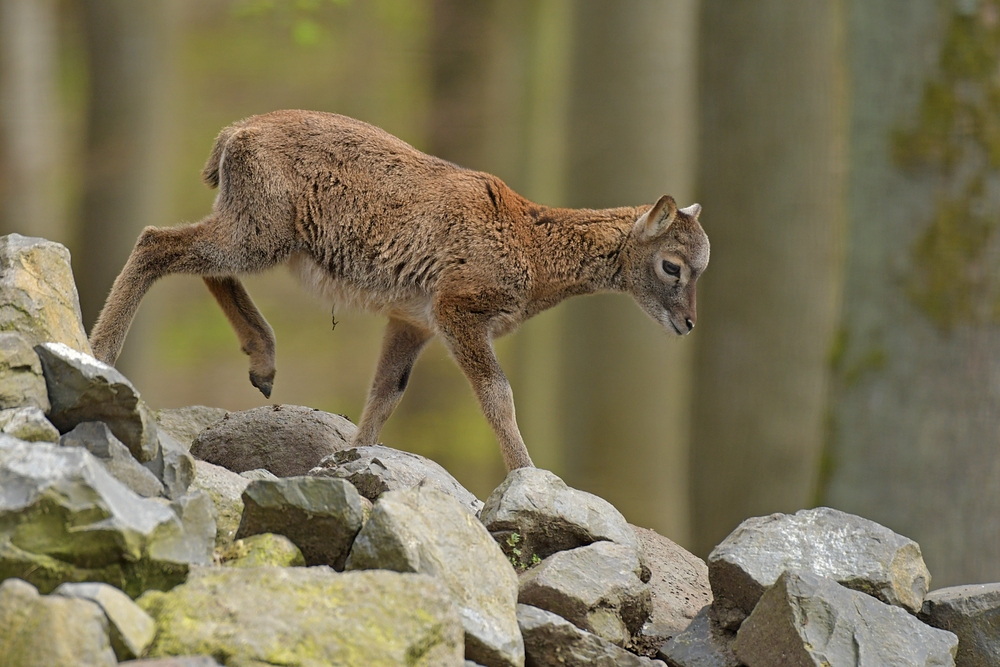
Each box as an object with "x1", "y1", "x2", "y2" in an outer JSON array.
[
  {"x1": 217, "y1": 534, "x2": 305, "y2": 568},
  {"x1": 0, "y1": 235, "x2": 91, "y2": 355},
  {"x1": 138, "y1": 566, "x2": 465, "y2": 666}
]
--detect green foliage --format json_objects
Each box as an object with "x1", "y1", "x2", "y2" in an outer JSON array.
[
  {"x1": 504, "y1": 532, "x2": 541, "y2": 572},
  {"x1": 232, "y1": 0, "x2": 352, "y2": 47},
  {"x1": 893, "y1": 1, "x2": 1000, "y2": 328}
]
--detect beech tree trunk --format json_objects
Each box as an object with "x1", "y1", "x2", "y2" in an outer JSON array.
[
  {"x1": 75, "y1": 0, "x2": 177, "y2": 376},
  {"x1": 691, "y1": 2, "x2": 847, "y2": 555},
  {"x1": 561, "y1": 0, "x2": 700, "y2": 543},
  {"x1": 0, "y1": 0, "x2": 64, "y2": 242},
  {"x1": 825, "y1": 0, "x2": 1000, "y2": 586}
]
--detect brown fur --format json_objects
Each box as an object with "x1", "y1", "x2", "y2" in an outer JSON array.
[{"x1": 89, "y1": 110, "x2": 710, "y2": 471}]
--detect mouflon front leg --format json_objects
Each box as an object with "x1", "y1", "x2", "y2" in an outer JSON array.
[
  {"x1": 204, "y1": 276, "x2": 276, "y2": 398},
  {"x1": 354, "y1": 317, "x2": 433, "y2": 447},
  {"x1": 434, "y1": 293, "x2": 535, "y2": 471}
]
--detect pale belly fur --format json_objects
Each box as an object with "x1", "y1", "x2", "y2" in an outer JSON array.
[{"x1": 287, "y1": 251, "x2": 437, "y2": 331}]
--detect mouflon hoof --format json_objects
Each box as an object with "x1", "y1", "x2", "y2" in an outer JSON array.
[{"x1": 250, "y1": 371, "x2": 274, "y2": 398}]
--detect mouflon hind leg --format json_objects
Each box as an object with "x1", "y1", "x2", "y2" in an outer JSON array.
[
  {"x1": 354, "y1": 317, "x2": 432, "y2": 447},
  {"x1": 434, "y1": 292, "x2": 535, "y2": 471},
  {"x1": 90, "y1": 222, "x2": 213, "y2": 366},
  {"x1": 204, "y1": 276, "x2": 276, "y2": 397},
  {"x1": 89, "y1": 215, "x2": 289, "y2": 368}
]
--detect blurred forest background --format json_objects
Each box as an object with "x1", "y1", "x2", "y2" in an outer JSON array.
[{"x1": 2, "y1": 0, "x2": 1000, "y2": 589}]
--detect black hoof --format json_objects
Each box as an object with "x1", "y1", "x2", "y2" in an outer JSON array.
[{"x1": 250, "y1": 372, "x2": 274, "y2": 399}]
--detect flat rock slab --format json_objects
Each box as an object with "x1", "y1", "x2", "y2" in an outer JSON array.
[
  {"x1": 191, "y1": 404, "x2": 356, "y2": 476},
  {"x1": 0, "y1": 405, "x2": 59, "y2": 442},
  {"x1": 481, "y1": 467, "x2": 640, "y2": 566},
  {"x1": 0, "y1": 332, "x2": 49, "y2": 411},
  {"x1": 0, "y1": 437, "x2": 211, "y2": 597},
  {"x1": 658, "y1": 606, "x2": 740, "y2": 667},
  {"x1": 517, "y1": 604, "x2": 667, "y2": 667},
  {"x1": 0, "y1": 234, "x2": 92, "y2": 355},
  {"x1": 236, "y1": 475, "x2": 364, "y2": 569},
  {"x1": 0, "y1": 578, "x2": 116, "y2": 667},
  {"x1": 153, "y1": 405, "x2": 228, "y2": 451},
  {"x1": 347, "y1": 485, "x2": 523, "y2": 667},
  {"x1": 190, "y1": 459, "x2": 249, "y2": 545},
  {"x1": 240, "y1": 468, "x2": 279, "y2": 481},
  {"x1": 518, "y1": 540, "x2": 651, "y2": 649},
  {"x1": 708, "y1": 507, "x2": 930, "y2": 628},
  {"x1": 61, "y1": 422, "x2": 164, "y2": 498},
  {"x1": 138, "y1": 566, "x2": 465, "y2": 667},
  {"x1": 311, "y1": 444, "x2": 484, "y2": 516},
  {"x1": 35, "y1": 342, "x2": 159, "y2": 463},
  {"x1": 733, "y1": 571, "x2": 957, "y2": 667},
  {"x1": 53, "y1": 581, "x2": 156, "y2": 661},
  {"x1": 919, "y1": 583, "x2": 1000, "y2": 667},
  {"x1": 631, "y1": 524, "x2": 712, "y2": 655}
]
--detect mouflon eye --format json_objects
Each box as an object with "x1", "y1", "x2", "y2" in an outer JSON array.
[{"x1": 662, "y1": 260, "x2": 681, "y2": 277}]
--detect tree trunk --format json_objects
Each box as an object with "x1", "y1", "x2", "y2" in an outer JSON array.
[
  {"x1": 691, "y1": 2, "x2": 847, "y2": 555},
  {"x1": 561, "y1": 0, "x2": 700, "y2": 543},
  {"x1": 501, "y1": 0, "x2": 573, "y2": 474},
  {"x1": 825, "y1": 0, "x2": 1000, "y2": 586},
  {"x1": 0, "y1": 0, "x2": 65, "y2": 242},
  {"x1": 75, "y1": 0, "x2": 177, "y2": 376}
]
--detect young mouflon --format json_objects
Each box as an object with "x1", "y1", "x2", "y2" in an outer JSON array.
[{"x1": 89, "y1": 110, "x2": 709, "y2": 472}]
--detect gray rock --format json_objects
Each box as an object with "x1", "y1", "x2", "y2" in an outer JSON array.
[
  {"x1": 53, "y1": 581, "x2": 156, "y2": 661},
  {"x1": 144, "y1": 431, "x2": 195, "y2": 500},
  {"x1": 34, "y1": 342, "x2": 159, "y2": 463},
  {"x1": 0, "y1": 437, "x2": 212, "y2": 597},
  {"x1": 481, "y1": 467, "x2": 640, "y2": 566},
  {"x1": 190, "y1": 404, "x2": 356, "y2": 476},
  {"x1": 311, "y1": 444, "x2": 484, "y2": 515},
  {"x1": 0, "y1": 234, "x2": 91, "y2": 355},
  {"x1": 138, "y1": 566, "x2": 465, "y2": 666},
  {"x1": 346, "y1": 485, "x2": 523, "y2": 667},
  {"x1": 190, "y1": 459, "x2": 249, "y2": 545},
  {"x1": 360, "y1": 494, "x2": 374, "y2": 524},
  {"x1": 0, "y1": 577, "x2": 116, "y2": 667},
  {"x1": 0, "y1": 332, "x2": 49, "y2": 411},
  {"x1": 61, "y1": 422, "x2": 165, "y2": 497},
  {"x1": 733, "y1": 571, "x2": 957, "y2": 667},
  {"x1": 239, "y1": 467, "x2": 279, "y2": 481},
  {"x1": 518, "y1": 540, "x2": 651, "y2": 649},
  {"x1": 631, "y1": 524, "x2": 713, "y2": 656},
  {"x1": 0, "y1": 405, "x2": 59, "y2": 442},
  {"x1": 236, "y1": 475, "x2": 364, "y2": 569},
  {"x1": 708, "y1": 507, "x2": 930, "y2": 628},
  {"x1": 153, "y1": 405, "x2": 228, "y2": 451},
  {"x1": 517, "y1": 604, "x2": 667, "y2": 667},
  {"x1": 119, "y1": 659, "x2": 223, "y2": 667},
  {"x1": 919, "y1": 583, "x2": 1000, "y2": 667},
  {"x1": 658, "y1": 606, "x2": 740, "y2": 667},
  {"x1": 166, "y1": 490, "x2": 218, "y2": 566}
]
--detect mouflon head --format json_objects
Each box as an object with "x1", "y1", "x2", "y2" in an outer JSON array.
[{"x1": 624, "y1": 194, "x2": 709, "y2": 336}]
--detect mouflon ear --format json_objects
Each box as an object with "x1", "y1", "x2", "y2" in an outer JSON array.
[
  {"x1": 680, "y1": 203, "x2": 702, "y2": 220},
  {"x1": 633, "y1": 195, "x2": 678, "y2": 240}
]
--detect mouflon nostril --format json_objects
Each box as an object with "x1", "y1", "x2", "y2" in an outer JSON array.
[{"x1": 685, "y1": 318, "x2": 694, "y2": 331}]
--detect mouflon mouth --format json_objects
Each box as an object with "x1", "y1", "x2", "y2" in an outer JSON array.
[{"x1": 669, "y1": 319, "x2": 684, "y2": 335}]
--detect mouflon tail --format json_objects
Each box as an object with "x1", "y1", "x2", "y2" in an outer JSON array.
[{"x1": 201, "y1": 125, "x2": 240, "y2": 189}]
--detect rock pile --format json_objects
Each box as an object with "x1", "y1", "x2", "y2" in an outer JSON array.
[{"x1": 0, "y1": 233, "x2": 996, "y2": 667}]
